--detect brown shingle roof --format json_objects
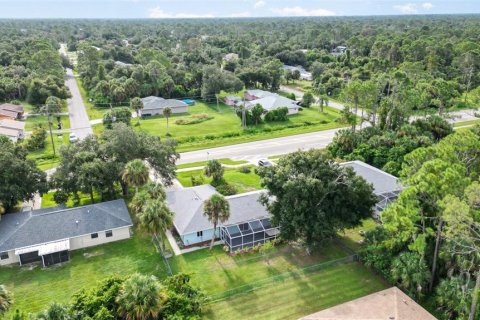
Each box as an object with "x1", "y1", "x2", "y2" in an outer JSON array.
[{"x1": 299, "y1": 287, "x2": 437, "y2": 320}]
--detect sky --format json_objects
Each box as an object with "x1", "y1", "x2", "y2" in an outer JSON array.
[{"x1": 0, "y1": 0, "x2": 479, "y2": 19}]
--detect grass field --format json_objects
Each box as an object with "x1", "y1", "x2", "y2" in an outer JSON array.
[
  {"x1": 176, "y1": 166, "x2": 262, "y2": 193},
  {"x1": 176, "y1": 158, "x2": 248, "y2": 169},
  {"x1": 92, "y1": 102, "x2": 346, "y2": 152},
  {"x1": 204, "y1": 262, "x2": 387, "y2": 320},
  {"x1": 453, "y1": 118, "x2": 480, "y2": 127},
  {"x1": 73, "y1": 72, "x2": 109, "y2": 120},
  {"x1": 26, "y1": 133, "x2": 70, "y2": 170},
  {"x1": 24, "y1": 114, "x2": 70, "y2": 131}
]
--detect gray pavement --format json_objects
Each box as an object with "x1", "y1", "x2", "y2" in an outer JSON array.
[
  {"x1": 65, "y1": 68, "x2": 93, "y2": 139},
  {"x1": 178, "y1": 128, "x2": 342, "y2": 165}
]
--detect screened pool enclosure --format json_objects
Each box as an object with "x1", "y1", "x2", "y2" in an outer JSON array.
[{"x1": 220, "y1": 218, "x2": 280, "y2": 252}]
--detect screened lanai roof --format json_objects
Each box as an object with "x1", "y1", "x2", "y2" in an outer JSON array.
[{"x1": 222, "y1": 218, "x2": 276, "y2": 238}]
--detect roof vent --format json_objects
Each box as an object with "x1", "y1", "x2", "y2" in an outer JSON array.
[{"x1": 75, "y1": 220, "x2": 79, "y2": 224}]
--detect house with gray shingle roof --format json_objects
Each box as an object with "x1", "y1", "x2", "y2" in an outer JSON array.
[
  {"x1": 340, "y1": 160, "x2": 403, "y2": 218},
  {"x1": 140, "y1": 96, "x2": 188, "y2": 117},
  {"x1": 167, "y1": 186, "x2": 278, "y2": 250},
  {"x1": 0, "y1": 199, "x2": 133, "y2": 267}
]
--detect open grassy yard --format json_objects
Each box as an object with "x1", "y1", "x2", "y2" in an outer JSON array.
[
  {"x1": 92, "y1": 102, "x2": 346, "y2": 152},
  {"x1": 24, "y1": 114, "x2": 70, "y2": 131},
  {"x1": 176, "y1": 166, "x2": 262, "y2": 193},
  {"x1": 0, "y1": 231, "x2": 168, "y2": 316},
  {"x1": 73, "y1": 71, "x2": 109, "y2": 120},
  {"x1": 26, "y1": 132, "x2": 70, "y2": 170},
  {"x1": 204, "y1": 262, "x2": 387, "y2": 320},
  {"x1": 453, "y1": 118, "x2": 480, "y2": 127}
]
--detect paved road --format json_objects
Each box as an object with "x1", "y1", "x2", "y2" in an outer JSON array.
[
  {"x1": 178, "y1": 128, "x2": 342, "y2": 164},
  {"x1": 65, "y1": 68, "x2": 92, "y2": 139}
]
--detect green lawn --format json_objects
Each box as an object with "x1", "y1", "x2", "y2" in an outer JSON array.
[
  {"x1": 24, "y1": 114, "x2": 70, "y2": 131},
  {"x1": 204, "y1": 262, "x2": 387, "y2": 320},
  {"x1": 26, "y1": 133, "x2": 70, "y2": 170},
  {"x1": 176, "y1": 166, "x2": 262, "y2": 193},
  {"x1": 93, "y1": 103, "x2": 346, "y2": 152},
  {"x1": 41, "y1": 191, "x2": 102, "y2": 208},
  {"x1": 453, "y1": 118, "x2": 480, "y2": 127},
  {"x1": 176, "y1": 158, "x2": 248, "y2": 169}
]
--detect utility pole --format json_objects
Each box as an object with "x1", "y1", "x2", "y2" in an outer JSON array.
[
  {"x1": 242, "y1": 98, "x2": 246, "y2": 129},
  {"x1": 48, "y1": 114, "x2": 56, "y2": 156}
]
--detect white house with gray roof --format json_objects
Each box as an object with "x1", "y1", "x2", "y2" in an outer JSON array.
[
  {"x1": 341, "y1": 160, "x2": 403, "y2": 217},
  {"x1": 140, "y1": 96, "x2": 188, "y2": 117},
  {"x1": 166, "y1": 185, "x2": 278, "y2": 250},
  {"x1": 0, "y1": 199, "x2": 133, "y2": 267}
]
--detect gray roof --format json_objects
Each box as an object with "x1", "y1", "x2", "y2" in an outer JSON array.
[
  {"x1": 341, "y1": 160, "x2": 402, "y2": 195},
  {"x1": 245, "y1": 89, "x2": 276, "y2": 99},
  {"x1": 246, "y1": 95, "x2": 299, "y2": 111},
  {"x1": 167, "y1": 186, "x2": 269, "y2": 235},
  {"x1": 0, "y1": 199, "x2": 133, "y2": 252},
  {"x1": 141, "y1": 96, "x2": 187, "y2": 110}
]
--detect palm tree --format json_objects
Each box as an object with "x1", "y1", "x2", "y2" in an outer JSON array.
[
  {"x1": 144, "y1": 181, "x2": 166, "y2": 201},
  {"x1": 203, "y1": 194, "x2": 230, "y2": 250},
  {"x1": 116, "y1": 273, "x2": 167, "y2": 320},
  {"x1": 130, "y1": 97, "x2": 144, "y2": 124},
  {"x1": 0, "y1": 285, "x2": 13, "y2": 316},
  {"x1": 163, "y1": 107, "x2": 172, "y2": 134},
  {"x1": 36, "y1": 302, "x2": 70, "y2": 320},
  {"x1": 204, "y1": 159, "x2": 224, "y2": 185},
  {"x1": 122, "y1": 159, "x2": 150, "y2": 194},
  {"x1": 139, "y1": 199, "x2": 173, "y2": 251},
  {"x1": 391, "y1": 252, "x2": 431, "y2": 298}
]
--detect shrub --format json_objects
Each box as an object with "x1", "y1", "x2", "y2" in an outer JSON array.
[
  {"x1": 103, "y1": 107, "x2": 132, "y2": 129},
  {"x1": 175, "y1": 113, "x2": 213, "y2": 125},
  {"x1": 264, "y1": 107, "x2": 289, "y2": 122},
  {"x1": 215, "y1": 183, "x2": 237, "y2": 196},
  {"x1": 26, "y1": 125, "x2": 47, "y2": 150},
  {"x1": 238, "y1": 165, "x2": 251, "y2": 174},
  {"x1": 190, "y1": 175, "x2": 205, "y2": 186}
]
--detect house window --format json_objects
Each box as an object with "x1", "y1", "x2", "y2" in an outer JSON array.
[
  {"x1": 91, "y1": 233, "x2": 98, "y2": 239},
  {"x1": 197, "y1": 231, "x2": 203, "y2": 237},
  {"x1": 106, "y1": 230, "x2": 113, "y2": 238},
  {"x1": 0, "y1": 252, "x2": 8, "y2": 260}
]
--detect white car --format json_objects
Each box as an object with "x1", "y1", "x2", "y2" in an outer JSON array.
[
  {"x1": 258, "y1": 159, "x2": 273, "y2": 167},
  {"x1": 69, "y1": 133, "x2": 79, "y2": 143}
]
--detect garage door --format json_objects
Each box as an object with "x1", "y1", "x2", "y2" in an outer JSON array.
[
  {"x1": 20, "y1": 251, "x2": 42, "y2": 265},
  {"x1": 42, "y1": 250, "x2": 69, "y2": 267}
]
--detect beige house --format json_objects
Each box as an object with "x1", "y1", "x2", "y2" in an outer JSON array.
[
  {"x1": 300, "y1": 287, "x2": 437, "y2": 320},
  {"x1": 0, "y1": 200, "x2": 133, "y2": 267},
  {"x1": 140, "y1": 96, "x2": 188, "y2": 116},
  {"x1": 0, "y1": 119, "x2": 26, "y2": 142}
]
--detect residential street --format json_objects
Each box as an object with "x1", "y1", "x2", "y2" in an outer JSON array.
[
  {"x1": 65, "y1": 68, "x2": 93, "y2": 139},
  {"x1": 178, "y1": 128, "x2": 341, "y2": 164}
]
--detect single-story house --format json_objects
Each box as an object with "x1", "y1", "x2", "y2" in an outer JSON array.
[
  {"x1": 283, "y1": 65, "x2": 313, "y2": 81},
  {"x1": 167, "y1": 185, "x2": 279, "y2": 251},
  {"x1": 244, "y1": 89, "x2": 276, "y2": 101},
  {"x1": 341, "y1": 160, "x2": 403, "y2": 218},
  {"x1": 224, "y1": 53, "x2": 239, "y2": 61},
  {"x1": 299, "y1": 287, "x2": 437, "y2": 320},
  {"x1": 0, "y1": 119, "x2": 26, "y2": 142},
  {"x1": 0, "y1": 199, "x2": 133, "y2": 267},
  {"x1": 246, "y1": 95, "x2": 300, "y2": 115},
  {"x1": 140, "y1": 96, "x2": 188, "y2": 116},
  {"x1": 0, "y1": 103, "x2": 24, "y2": 120},
  {"x1": 331, "y1": 45, "x2": 347, "y2": 55},
  {"x1": 224, "y1": 96, "x2": 242, "y2": 106},
  {"x1": 114, "y1": 61, "x2": 133, "y2": 68}
]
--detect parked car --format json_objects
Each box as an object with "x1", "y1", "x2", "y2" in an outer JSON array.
[
  {"x1": 258, "y1": 159, "x2": 273, "y2": 167},
  {"x1": 69, "y1": 132, "x2": 78, "y2": 143}
]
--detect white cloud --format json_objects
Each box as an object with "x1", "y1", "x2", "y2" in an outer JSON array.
[
  {"x1": 148, "y1": 6, "x2": 214, "y2": 18},
  {"x1": 230, "y1": 11, "x2": 252, "y2": 17},
  {"x1": 254, "y1": 0, "x2": 266, "y2": 9},
  {"x1": 422, "y1": 2, "x2": 434, "y2": 10},
  {"x1": 393, "y1": 3, "x2": 418, "y2": 14},
  {"x1": 272, "y1": 6, "x2": 336, "y2": 17}
]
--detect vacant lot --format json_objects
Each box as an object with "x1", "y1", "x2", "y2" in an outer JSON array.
[
  {"x1": 176, "y1": 165, "x2": 262, "y2": 193},
  {"x1": 92, "y1": 102, "x2": 345, "y2": 152},
  {"x1": 26, "y1": 132, "x2": 70, "y2": 170}
]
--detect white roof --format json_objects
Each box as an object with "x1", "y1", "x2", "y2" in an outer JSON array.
[
  {"x1": 0, "y1": 119, "x2": 25, "y2": 131},
  {"x1": 246, "y1": 95, "x2": 299, "y2": 111}
]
